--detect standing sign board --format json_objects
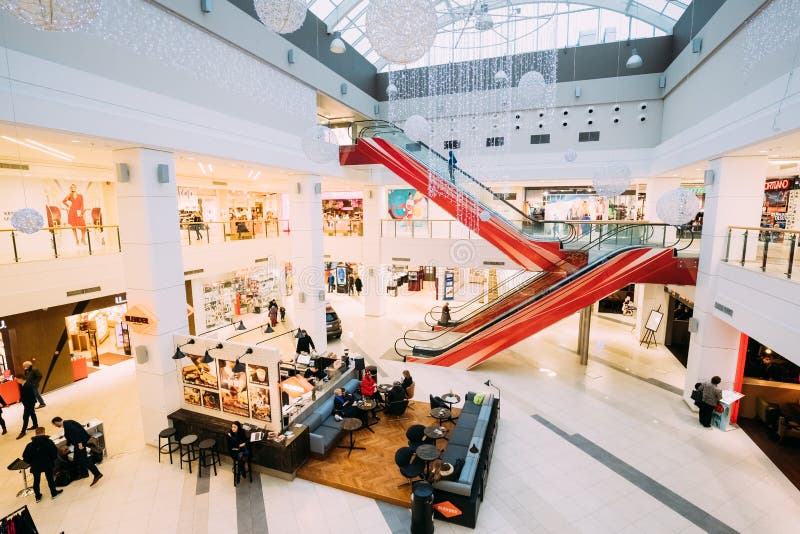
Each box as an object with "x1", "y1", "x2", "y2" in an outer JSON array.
[{"x1": 443, "y1": 271, "x2": 455, "y2": 301}]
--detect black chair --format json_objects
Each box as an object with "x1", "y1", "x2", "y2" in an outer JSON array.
[
  {"x1": 179, "y1": 435, "x2": 199, "y2": 474},
  {"x1": 197, "y1": 438, "x2": 221, "y2": 477},
  {"x1": 158, "y1": 427, "x2": 180, "y2": 464},
  {"x1": 385, "y1": 399, "x2": 409, "y2": 416},
  {"x1": 430, "y1": 394, "x2": 447, "y2": 410},
  {"x1": 232, "y1": 448, "x2": 253, "y2": 486},
  {"x1": 406, "y1": 424, "x2": 426, "y2": 450},
  {"x1": 395, "y1": 446, "x2": 424, "y2": 487}
]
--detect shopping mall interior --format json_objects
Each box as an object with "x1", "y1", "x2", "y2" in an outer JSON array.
[{"x1": 0, "y1": 1, "x2": 799, "y2": 533}]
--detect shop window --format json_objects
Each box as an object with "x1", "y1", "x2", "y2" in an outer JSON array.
[{"x1": 744, "y1": 339, "x2": 800, "y2": 384}]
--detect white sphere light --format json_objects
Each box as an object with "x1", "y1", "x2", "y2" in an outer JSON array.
[
  {"x1": 365, "y1": 0, "x2": 437, "y2": 65},
  {"x1": 0, "y1": 0, "x2": 102, "y2": 31},
  {"x1": 592, "y1": 163, "x2": 631, "y2": 197},
  {"x1": 656, "y1": 187, "x2": 701, "y2": 226},
  {"x1": 386, "y1": 82, "x2": 399, "y2": 98},
  {"x1": 403, "y1": 115, "x2": 431, "y2": 142},
  {"x1": 254, "y1": 0, "x2": 307, "y2": 34},
  {"x1": 301, "y1": 125, "x2": 339, "y2": 164},
  {"x1": 518, "y1": 70, "x2": 547, "y2": 106},
  {"x1": 564, "y1": 148, "x2": 578, "y2": 163},
  {"x1": 478, "y1": 210, "x2": 491, "y2": 222},
  {"x1": 10, "y1": 208, "x2": 44, "y2": 234}
]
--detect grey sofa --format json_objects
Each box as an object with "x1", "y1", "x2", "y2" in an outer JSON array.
[
  {"x1": 432, "y1": 391, "x2": 499, "y2": 528},
  {"x1": 293, "y1": 369, "x2": 360, "y2": 457}
]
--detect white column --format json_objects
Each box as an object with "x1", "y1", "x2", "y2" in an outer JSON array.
[
  {"x1": 113, "y1": 148, "x2": 187, "y2": 445},
  {"x1": 634, "y1": 283, "x2": 669, "y2": 344},
  {"x1": 362, "y1": 185, "x2": 388, "y2": 317},
  {"x1": 684, "y1": 156, "x2": 766, "y2": 401},
  {"x1": 290, "y1": 175, "x2": 327, "y2": 353}
]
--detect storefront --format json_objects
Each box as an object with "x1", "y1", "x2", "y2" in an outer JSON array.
[
  {"x1": 524, "y1": 186, "x2": 644, "y2": 222},
  {"x1": 65, "y1": 302, "x2": 130, "y2": 377},
  {"x1": 760, "y1": 176, "x2": 800, "y2": 241},
  {"x1": 322, "y1": 192, "x2": 363, "y2": 236},
  {"x1": 177, "y1": 186, "x2": 280, "y2": 233}
]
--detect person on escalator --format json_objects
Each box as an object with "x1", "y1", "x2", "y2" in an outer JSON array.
[
  {"x1": 437, "y1": 303, "x2": 451, "y2": 328},
  {"x1": 447, "y1": 150, "x2": 457, "y2": 183}
]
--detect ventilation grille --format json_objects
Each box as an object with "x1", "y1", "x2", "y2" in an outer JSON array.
[
  {"x1": 184, "y1": 268, "x2": 204, "y2": 276},
  {"x1": 483, "y1": 261, "x2": 505, "y2": 266},
  {"x1": 530, "y1": 134, "x2": 551, "y2": 144},
  {"x1": 0, "y1": 162, "x2": 30, "y2": 170},
  {"x1": 444, "y1": 140, "x2": 461, "y2": 150},
  {"x1": 254, "y1": 257, "x2": 270, "y2": 264},
  {"x1": 486, "y1": 137, "x2": 504, "y2": 147},
  {"x1": 579, "y1": 131, "x2": 600, "y2": 142},
  {"x1": 211, "y1": 181, "x2": 227, "y2": 186},
  {"x1": 66, "y1": 286, "x2": 101, "y2": 297}
]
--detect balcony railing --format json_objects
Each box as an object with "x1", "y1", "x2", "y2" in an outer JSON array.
[
  {"x1": 0, "y1": 225, "x2": 121, "y2": 264},
  {"x1": 180, "y1": 220, "x2": 290, "y2": 246},
  {"x1": 724, "y1": 226, "x2": 799, "y2": 279}
]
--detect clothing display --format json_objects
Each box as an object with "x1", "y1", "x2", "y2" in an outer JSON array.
[{"x1": 0, "y1": 506, "x2": 38, "y2": 534}]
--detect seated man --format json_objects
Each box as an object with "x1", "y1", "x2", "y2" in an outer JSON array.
[
  {"x1": 303, "y1": 365, "x2": 326, "y2": 384},
  {"x1": 332, "y1": 388, "x2": 360, "y2": 422}
]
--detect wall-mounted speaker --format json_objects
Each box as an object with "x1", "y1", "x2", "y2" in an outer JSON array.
[
  {"x1": 704, "y1": 170, "x2": 715, "y2": 186},
  {"x1": 116, "y1": 162, "x2": 130, "y2": 183},
  {"x1": 135, "y1": 345, "x2": 148, "y2": 364},
  {"x1": 200, "y1": 0, "x2": 213, "y2": 13},
  {"x1": 574, "y1": 86, "x2": 582, "y2": 98},
  {"x1": 692, "y1": 37, "x2": 703, "y2": 54},
  {"x1": 157, "y1": 163, "x2": 170, "y2": 183},
  {"x1": 658, "y1": 74, "x2": 667, "y2": 88},
  {"x1": 340, "y1": 83, "x2": 348, "y2": 95},
  {"x1": 318, "y1": 291, "x2": 325, "y2": 301},
  {"x1": 296, "y1": 182, "x2": 301, "y2": 194},
  {"x1": 287, "y1": 49, "x2": 296, "y2": 64},
  {"x1": 314, "y1": 183, "x2": 322, "y2": 194},
  {"x1": 688, "y1": 317, "x2": 699, "y2": 333}
]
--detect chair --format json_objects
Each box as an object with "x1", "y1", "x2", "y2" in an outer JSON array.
[
  {"x1": 232, "y1": 448, "x2": 253, "y2": 486},
  {"x1": 406, "y1": 424, "x2": 426, "y2": 450},
  {"x1": 430, "y1": 394, "x2": 447, "y2": 410},
  {"x1": 777, "y1": 416, "x2": 800, "y2": 444},
  {"x1": 158, "y1": 427, "x2": 180, "y2": 464},
  {"x1": 405, "y1": 382, "x2": 416, "y2": 400},
  {"x1": 395, "y1": 446, "x2": 424, "y2": 487},
  {"x1": 179, "y1": 434, "x2": 199, "y2": 474},
  {"x1": 756, "y1": 398, "x2": 779, "y2": 430},
  {"x1": 197, "y1": 438, "x2": 221, "y2": 477},
  {"x1": 385, "y1": 399, "x2": 409, "y2": 416}
]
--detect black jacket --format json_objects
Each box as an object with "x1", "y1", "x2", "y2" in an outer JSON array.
[
  {"x1": 62, "y1": 419, "x2": 91, "y2": 447},
  {"x1": 296, "y1": 334, "x2": 315, "y2": 354},
  {"x1": 24, "y1": 366, "x2": 43, "y2": 387},
  {"x1": 0, "y1": 394, "x2": 6, "y2": 413},
  {"x1": 22, "y1": 435, "x2": 58, "y2": 474},
  {"x1": 19, "y1": 382, "x2": 36, "y2": 408}
]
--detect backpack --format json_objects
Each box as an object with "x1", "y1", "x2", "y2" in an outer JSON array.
[{"x1": 690, "y1": 383, "x2": 703, "y2": 403}]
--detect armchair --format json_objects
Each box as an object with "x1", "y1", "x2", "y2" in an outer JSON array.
[{"x1": 777, "y1": 416, "x2": 800, "y2": 444}]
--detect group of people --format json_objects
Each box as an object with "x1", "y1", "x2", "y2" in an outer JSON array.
[
  {"x1": 332, "y1": 369, "x2": 414, "y2": 424},
  {"x1": 693, "y1": 376, "x2": 724, "y2": 428},
  {"x1": 326, "y1": 272, "x2": 363, "y2": 295},
  {"x1": 267, "y1": 299, "x2": 286, "y2": 327}
]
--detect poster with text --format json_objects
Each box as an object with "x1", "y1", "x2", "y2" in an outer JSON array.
[
  {"x1": 388, "y1": 189, "x2": 428, "y2": 221},
  {"x1": 219, "y1": 360, "x2": 250, "y2": 417},
  {"x1": 247, "y1": 364, "x2": 269, "y2": 386},
  {"x1": 249, "y1": 385, "x2": 271, "y2": 422},
  {"x1": 181, "y1": 354, "x2": 219, "y2": 389}
]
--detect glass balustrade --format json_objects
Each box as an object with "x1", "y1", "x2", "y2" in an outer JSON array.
[
  {"x1": 724, "y1": 226, "x2": 799, "y2": 280},
  {"x1": 0, "y1": 225, "x2": 121, "y2": 264}
]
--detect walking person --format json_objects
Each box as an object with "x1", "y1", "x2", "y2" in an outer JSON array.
[
  {"x1": 447, "y1": 150, "x2": 458, "y2": 183},
  {"x1": 328, "y1": 272, "x2": 335, "y2": 293},
  {"x1": 23, "y1": 361, "x2": 46, "y2": 408},
  {"x1": 698, "y1": 376, "x2": 723, "y2": 428},
  {"x1": 16, "y1": 378, "x2": 38, "y2": 440},
  {"x1": 347, "y1": 273, "x2": 355, "y2": 296},
  {"x1": 22, "y1": 427, "x2": 62, "y2": 502},
  {"x1": 279, "y1": 306, "x2": 286, "y2": 322},
  {"x1": 268, "y1": 302, "x2": 278, "y2": 327},
  {"x1": 0, "y1": 393, "x2": 7, "y2": 435},
  {"x1": 295, "y1": 329, "x2": 315, "y2": 355},
  {"x1": 191, "y1": 211, "x2": 204, "y2": 241},
  {"x1": 354, "y1": 275, "x2": 363, "y2": 296},
  {"x1": 51, "y1": 416, "x2": 103, "y2": 486}
]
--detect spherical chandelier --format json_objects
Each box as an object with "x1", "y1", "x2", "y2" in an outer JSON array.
[
  {"x1": 254, "y1": 0, "x2": 307, "y2": 35},
  {"x1": 10, "y1": 208, "x2": 44, "y2": 234},
  {"x1": 656, "y1": 187, "x2": 701, "y2": 226},
  {"x1": 301, "y1": 125, "x2": 339, "y2": 164},
  {"x1": 563, "y1": 148, "x2": 578, "y2": 163},
  {"x1": 592, "y1": 163, "x2": 631, "y2": 197},
  {"x1": 365, "y1": 0, "x2": 437, "y2": 65},
  {"x1": 518, "y1": 70, "x2": 547, "y2": 106},
  {"x1": 0, "y1": 0, "x2": 102, "y2": 32},
  {"x1": 403, "y1": 115, "x2": 431, "y2": 142}
]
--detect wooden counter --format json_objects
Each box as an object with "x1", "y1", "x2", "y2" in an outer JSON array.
[{"x1": 167, "y1": 409, "x2": 309, "y2": 478}]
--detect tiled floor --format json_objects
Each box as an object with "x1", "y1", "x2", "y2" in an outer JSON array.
[{"x1": 1, "y1": 284, "x2": 799, "y2": 533}]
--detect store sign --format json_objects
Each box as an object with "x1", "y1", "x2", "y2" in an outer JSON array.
[
  {"x1": 434, "y1": 501, "x2": 462, "y2": 518},
  {"x1": 123, "y1": 305, "x2": 159, "y2": 335},
  {"x1": 765, "y1": 179, "x2": 790, "y2": 191}
]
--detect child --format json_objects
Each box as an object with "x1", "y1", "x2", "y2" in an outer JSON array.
[{"x1": 279, "y1": 306, "x2": 286, "y2": 322}]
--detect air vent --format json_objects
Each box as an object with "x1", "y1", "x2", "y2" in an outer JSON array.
[
  {"x1": 714, "y1": 302, "x2": 733, "y2": 316},
  {"x1": 66, "y1": 286, "x2": 101, "y2": 297},
  {"x1": 483, "y1": 261, "x2": 505, "y2": 266},
  {"x1": 444, "y1": 140, "x2": 461, "y2": 150},
  {"x1": 578, "y1": 131, "x2": 600, "y2": 142},
  {"x1": 391, "y1": 257, "x2": 411, "y2": 262},
  {"x1": 184, "y1": 268, "x2": 204, "y2": 276},
  {"x1": 212, "y1": 181, "x2": 227, "y2": 186},
  {"x1": 254, "y1": 257, "x2": 270, "y2": 263},
  {"x1": 486, "y1": 137, "x2": 504, "y2": 147},
  {"x1": 0, "y1": 162, "x2": 30, "y2": 170},
  {"x1": 530, "y1": 134, "x2": 551, "y2": 144}
]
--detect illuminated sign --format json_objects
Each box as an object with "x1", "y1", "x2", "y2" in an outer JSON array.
[
  {"x1": 764, "y1": 179, "x2": 790, "y2": 191},
  {"x1": 123, "y1": 305, "x2": 159, "y2": 335}
]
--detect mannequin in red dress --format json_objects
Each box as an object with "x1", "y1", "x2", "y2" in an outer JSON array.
[{"x1": 63, "y1": 184, "x2": 87, "y2": 245}]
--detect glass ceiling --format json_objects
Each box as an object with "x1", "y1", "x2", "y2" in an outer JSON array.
[{"x1": 307, "y1": 1, "x2": 688, "y2": 70}]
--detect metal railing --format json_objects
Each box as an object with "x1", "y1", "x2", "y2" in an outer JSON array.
[
  {"x1": 179, "y1": 219, "x2": 290, "y2": 246},
  {"x1": 323, "y1": 219, "x2": 363, "y2": 236},
  {"x1": 724, "y1": 226, "x2": 799, "y2": 279},
  {"x1": 0, "y1": 225, "x2": 121, "y2": 264}
]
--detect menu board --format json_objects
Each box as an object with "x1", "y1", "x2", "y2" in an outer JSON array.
[
  {"x1": 219, "y1": 360, "x2": 250, "y2": 417},
  {"x1": 181, "y1": 355, "x2": 219, "y2": 389},
  {"x1": 249, "y1": 385, "x2": 271, "y2": 422}
]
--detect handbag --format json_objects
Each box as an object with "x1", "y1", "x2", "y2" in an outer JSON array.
[
  {"x1": 715, "y1": 403, "x2": 725, "y2": 413},
  {"x1": 690, "y1": 389, "x2": 702, "y2": 403}
]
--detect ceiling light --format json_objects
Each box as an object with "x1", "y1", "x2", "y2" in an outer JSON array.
[
  {"x1": 768, "y1": 160, "x2": 800, "y2": 165},
  {"x1": 330, "y1": 31, "x2": 346, "y2": 54},
  {"x1": 208, "y1": 164, "x2": 214, "y2": 173},
  {"x1": 247, "y1": 169, "x2": 254, "y2": 179},
  {"x1": 71, "y1": 139, "x2": 81, "y2": 143},
  {"x1": 23, "y1": 139, "x2": 75, "y2": 160},
  {"x1": 759, "y1": 150, "x2": 768, "y2": 153},
  {"x1": 386, "y1": 83, "x2": 398, "y2": 97},
  {"x1": 626, "y1": 48, "x2": 643, "y2": 69},
  {"x1": 253, "y1": 171, "x2": 261, "y2": 180},
  {"x1": 1, "y1": 136, "x2": 74, "y2": 161},
  {"x1": 475, "y1": 4, "x2": 493, "y2": 32},
  {"x1": 198, "y1": 162, "x2": 207, "y2": 175}
]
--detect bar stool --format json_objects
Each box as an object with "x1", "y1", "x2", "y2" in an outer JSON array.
[
  {"x1": 158, "y1": 428, "x2": 180, "y2": 464},
  {"x1": 197, "y1": 438, "x2": 220, "y2": 478},
  {"x1": 7, "y1": 458, "x2": 34, "y2": 498},
  {"x1": 179, "y1": 434, "x2": 199, "y2": 474},
  {"x1": 232, "y1": 451, "x2": 252, "y2": 486}
]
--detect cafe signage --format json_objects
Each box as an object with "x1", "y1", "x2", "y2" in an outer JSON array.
[{"x1": 123, "y1": 305, "x2": 159, "y2": 335}]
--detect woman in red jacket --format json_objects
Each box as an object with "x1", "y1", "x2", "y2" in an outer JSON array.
[{"x1": 361, "y1": 369, "x2": 379, "y2": 401}]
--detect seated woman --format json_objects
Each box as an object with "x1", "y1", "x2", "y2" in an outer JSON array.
[
  {"x1": 360, "y1": 369, "x2": 380, "y2": 402},
  {"x1": 226, "y1": 421, "x2": 249, "y2": 482},
  {"x1": 303, "y1": 365, "x2": 325, "y2": 384},
  {"x1": 401, "y1": 369, "x2": 414, "y2": 399}
]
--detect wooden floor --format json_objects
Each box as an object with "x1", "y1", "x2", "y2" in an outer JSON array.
[{"x1": 296, "y1": 401, "x2": 460, "y2": 508}]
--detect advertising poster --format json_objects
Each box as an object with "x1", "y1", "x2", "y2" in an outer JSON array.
[
  {"x1": 183, "y1": 386, "x2": 201, "y2": 406},
  {"x1": 388, "y1": 189, "x2": 428, "y2": 221},
  {"x1": 201, "y1": 390, "x2": 221, "y2": 411},
  {"x1": 249, "y1": 385, "x2": 271, "y2": 422},
  {"x1": 219, "y1": 360, "x2": 250, "y2": 417},
  {"x1": 181, "y1": 355, "x2": 219, "y2": 389},
  {"x1": 247, "y1": 364, "x2": 269, "y2": 386}
]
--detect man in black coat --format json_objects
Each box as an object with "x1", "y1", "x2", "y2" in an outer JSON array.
[
  {"x1": 23, "y1": 360, "x2": 46, "y2": 408},
  {"x1": 22, "y1": 427, "x2": 62, "y2": 502},
  {"x1": 15, "y1": 378, "x2": 38, "y2": 440},
  {"x1": 51, "y1": 416, "x2": 103, "y2": 486},
  {"x1": 295, "y1": 329, "x2": 315, "y2": 354}
]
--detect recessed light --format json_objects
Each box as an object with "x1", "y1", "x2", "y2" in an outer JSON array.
[
  {"x1": 759, "y1": 150, "x2": 768, "y2": 153},
  {"x1": 71, "y1": 139, "x2": 81, "y2": 143},
  {"x1": 672, "y1": 174, "x2": 678, "y2": 177}
]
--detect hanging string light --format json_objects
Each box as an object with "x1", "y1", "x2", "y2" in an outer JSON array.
[
  {"x1": 0, "y1": 0, "x2": 102, "y2": 32},
  {"x1": 254, "y1": 0, "x2": 307, "y2": 35}
]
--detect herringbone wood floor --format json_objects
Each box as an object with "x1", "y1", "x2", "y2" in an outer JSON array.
[{"x1": 296, "y1": 401, "x2": 461, "y2": 507}]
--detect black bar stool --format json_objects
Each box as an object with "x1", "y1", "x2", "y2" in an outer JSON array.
[
  {"x1": 232, "y1": 451, "x2": 252, "y2": 486},
  {"x1": 158, "y1": 428, "x2": 180, "y2": 464},
  {"x1": 179, "y1": 434, "x2": 199, "y2": 474},
  {"x1": 197, "y1": 438, "x2": 220, "y2": 477}
]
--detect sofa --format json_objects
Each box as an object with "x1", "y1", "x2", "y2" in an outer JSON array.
[
  {"x1": 432, "y1": 391, "x2": 499, "y2": 528},
  {"x1": 293, "y1": 368, "x2": 360, "y2": 457}
]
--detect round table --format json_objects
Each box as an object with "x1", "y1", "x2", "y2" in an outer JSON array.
[
  {"x1": 440, "y1": 393, "x2": 461, "y2": 422},
  {"x1": 423, "y1": 425, "x2": 448, "y2": 443},
  {"x1": 337, "y1": 418, "x2": 365, "y2": 457},
  {"x1": 377, "y1": 383, "x2": 394, "y2": 395},
  {"x1": 414, "y1": 444, "x2": 441, "y2": 479},
  {"x1": 357, "y1": 399, "x2": 378, "y2": 433},
  {"x1": 430, "y1": 407, "x2": 451, "y2": 427}
]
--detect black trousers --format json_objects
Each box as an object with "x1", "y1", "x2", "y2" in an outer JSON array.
[
  {"x1": 32, "y1": 469, "x2": 57, "y2": 498},
  {"x1": 698, "y1": 402, "x2": 715, "y2": 427},
  {"x1": 21, "y1": 405, "x2": 37, "y2": 433},
  {"x1": 74, "y1": 446, "x2": 101, "y2": 477}
]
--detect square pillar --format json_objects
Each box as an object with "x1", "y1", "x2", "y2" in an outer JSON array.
[{"x1": 362, "y1": 184, "x2": 388, "y2": 317}]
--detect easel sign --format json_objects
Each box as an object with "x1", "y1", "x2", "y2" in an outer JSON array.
[{"x1": 640, "y1": 308, "x2": 664, "y2": 349}]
